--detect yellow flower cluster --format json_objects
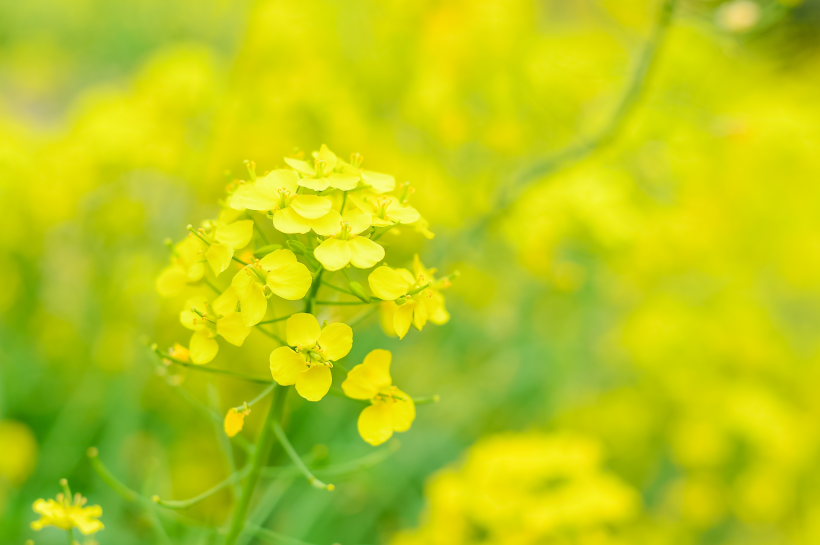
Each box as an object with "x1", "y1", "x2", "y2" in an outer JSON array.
[
  {"x1": 156, "y1": 145, "x2": 454, "y2": 445},
  {"x1": 392, "y1": 433, "x2": 640, "y2": 545},
  {"x1": 31, "y1": 480, "x2": 104, "y2": 537}
]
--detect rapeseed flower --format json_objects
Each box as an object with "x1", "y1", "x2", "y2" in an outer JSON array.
[
  {"x1": 284, "y1": 145, "x2": 360, "y2": 191},
  {"x1": 269, "y1": 313, "x2": 352, "y2": 401},
  {"x1": 231, "y1": 249, "x2": 312, "y2": 326},
  {"x1": 349, "y1": 191, "x2": 420, "y2": 227},
  {"x1": 313, "y1": 208, "x2": 385, "y2": 271},
  {"x1": 155, "y1": 234, "x2": 208, "y2": 297},
  {"x1": 202, "y1": 209, "x2": 254, "y2": 276},
  {"x1": 31, "y1": 480, "x2": 103, "y2": 536},
  {"x1": 180, "y1": 292, "x2": 251, "y2": 364},
  {"x1": 224, "y1": 407, "x2": 251, "y2": 437},
  {"x1": 229, "y1": 169, "x2": 335, "y2": 234},
  {"x1": 342, "y1": 349, "x2": 415, "y2": 446},
  {"x1": 368, "y1": 255, "x2": 450, "y2": 338}
]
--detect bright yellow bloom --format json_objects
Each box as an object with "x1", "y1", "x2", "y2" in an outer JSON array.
[
  {"x1": 369, "y1": 255, "x2": 450, "y2": 339},
  {"x1": 313, "y1": 208, "x2": 385, "y2": 271},
  {"x1": 269, "y1": 313, "x2": 352, "y2": 401},
  {"x1": 229, "y1": 169, "x2": 335, "y2": 234},
  {"x1": 284, "y1": 145, "x2": 360, "y2": 192},
  {"x1": 203, "y1": 209, "x2": 254, "y2": 276},
  {"x1": 155, "y1": 234, "x2": 208, "y2": 297},
  {"x1": 180, "y1": 291, "x2": 252, "y2": 364},
  {"x1": 342, "y1": 349, "x2": 415, "y2": 446},
  {"x1": 349, "y1": 190, "x2": 420, "y2": 227},
  {"x1": 347, "y1": 152, "x2": 396, "y2": 193},
  {"x1": 31, "y1": 485, "x2": 103, "y2": 536},
  {"x1": 231, "y1": 249, "x2": 313, "y2": 326},
  {"x1": 224, "y1": 407, "x2": 250, "y2": 437}
]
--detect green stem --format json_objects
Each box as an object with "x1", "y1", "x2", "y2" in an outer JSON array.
[
  {"x1": 320, "y1": 280, "x2": 354, "y2": 296},
  {"x1": 259, "y1": 312, "x2": 298, "y2": 324},
  {"x1": 315, "y1": 300, "x2": 374, "y2": 306},
  {"x1": 346, "y1": 306, "x2": 379, "y2": 329},
  {"x1": 255, "y1": 325, "x2": 286, "y2": 345},
  {"x1": 233, "y1": 383, "x2": 276, "y2": 411},
  {"x1": 305, "y1": 269, "x2": 324, "y2": 314},
  {"x1": 272, "y1": 423, "x2": 334, "y2": 491},
  {"x1": 244, "y1": 524, "x2": 318, "y2": 545},
  {"x1": 153, "y1": 347, "x2": 273, "y2": 384},
  {"x1": 339, "y1": 191, "x2": 347, "y2": 214},
  {"x1": 66, "y1": 529, "x2": 74, "y2": 545},
  {"x1": 223, "y1": 385, "x2": 289, "y2": 545},
  {"x1": 154, "y1": 466, "x2": 251, "y2": 509}
]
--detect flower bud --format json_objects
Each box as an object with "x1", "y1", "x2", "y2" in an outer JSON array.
[
  {"x1": 287, "y1": 240, "x2": 307, "y2": 255},
  {"x1": 348, "y1": 281, "x2": 371, "y2": 303}
]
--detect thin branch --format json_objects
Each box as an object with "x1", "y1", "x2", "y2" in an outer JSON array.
[
  {"x1": 153, "y1": 347, "x2": 273, "y2": 384},
  {"x1": 259, "y1": 312, "x2": 298, "y2": 324},
  {"x1": 153, "y1": 466, "x2": 251, "y2": 510},
  {"x1": 271, "y1": 423, "x2": 334, "y2": 491},
  {"x1": 501, "y1": 0, "x2": 678, "y2": 205},
  {"x1": 346, "y1": 306, "x2": 379, "y2": 329},
  {"x1": 233, "y1": 383, "x2": 276, "y2": 412},
  {"x1": 244, "y1": 524, "x2": 319, "y2": 545}
]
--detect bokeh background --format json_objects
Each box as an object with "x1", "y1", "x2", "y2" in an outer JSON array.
[{"x1": 3, "y1": 0, "x2": 820, "y2": 543}]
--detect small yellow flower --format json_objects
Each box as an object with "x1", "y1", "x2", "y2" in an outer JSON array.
[
  {"x1": 31, "y1": 482, "x2": 103, "y2": 536},
  {"x1": 284, "y1": 145, "x2": 360, "y2": 192},
  {"x1": 180, "y1": 290, "x2": 252, "y2": 364},
  {"x1": 224, "y1": 407, "x2": 251, "y2": 437},
  {"x1": 155, "y1": 234, "x2": 208, "y2": 297},
  {"x1": 313, "y1": 208, "x2": 385, "y2": 271},
  {"x1": 230, "y1": 249, "x2": 313, "y2": 326},
  {"x1": 229, "y1": 169, "x2": 335, "y2": 234},
  {"x1": 342, "y1": 349, "x2": 415, "y2": 446},
  {"x1": 349, "y1": 191, "x2": 420, "y2": 227},
  {"x1": 269, "y1": 313, "x2": 353, "y2": 401},
  {"x1": 368, "y1": 255, "x2": 450, "y2": 339},
  {"x1": 202, "y1": 209, "x2": 254, "y2": 276}
]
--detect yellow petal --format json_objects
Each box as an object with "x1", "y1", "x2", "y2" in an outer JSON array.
[
  {"x1": 206, "y1": 243, "x2": 233, "y2": 276},
  {"x1": 239, "y1": 281, "x2": 267, "y2": 326},
  {"x1": 295, "y1": 365, "x2": 332, "y2": 401},
  {"x1": 73, "y1": 506, "x2": 104, "y2": 535},
  {"x1": 297, "y1": 176, "x2": 331, "y2": 192},
  {"x1": 343, "y1": 208, "x2": 372, "y2": 235},
  {"x1": 258, "y1": 248, "x2": 297, "y2": 269},
  {"x1": 231, "y1": 266, "x2": 254, "y2": 294},
  {"x1": 284, "y1": 157, "x2": 315, "y2": 175},
  {"x1": 393, "y1": 301, "x2": 416, "y2": 339},
  {"x1": 215, "y1": 219, "x2": 254, "y2": 250},
  {"x1": 342, "y1": 349, "x2": 392, "y2": 399},
  {"x1": 327, "y1": 173, "x2": 359, "y2": 191},
  {"x1": 217, "y1": 312, "x2": 252, "y2": 346},
  {"x1": 286, "y1": 313, "x2": 321, "y2": 347},
  {"x1": 267, "y1": 262, "x2": 312, "y2": 300},
  {"x1": 361, "y1": 170, "x2": 396, "y2": 193},
  {"x1": 348, "y1": 237, "x2": 385, "y2": 269},
  {"x1": 387, "y1": 203, "x2": 420, "y2": 224},
  {"x1": 378, "y1": 302, "x2": 398, "y2": 337},
  {"x1": 357, "y1": 403, "x2": 393, "y2": 446},
  {"x1": 314, "y1": 239, "x2": 352, "y2": 271},
  {"x1": 368, "y1": 266, "x2": 411, "y2": 300},
  {"x1": 424, "y1": 290, "x2": 450, "y2": 325},
  {"x1": 317, "y1": 322, "x2": 353, "y2": 361},
  {"x1": 156, "y1": 265, "x2": 188, "y2": 297},
  {"x1": 273, "y1": 207, "x2": 312, "y2": 234},
  {"x1": 229, "y1": 180, "x2": 278, "y2": 210},
  {"x1": 224, "y1": 408, "x2": 250, "y2": 437},
  {"x1": 262, "y1": 169, "x2": 300, "y2": 193},
  {"x1": 212, "y1": 287, "x2": 239, "y2": 317},
  {"x1": 310, "y1": 210, "x2": 343, "y2": 237},
  {"x1": 270, "y1": 346, "x2": 307, "y2": 385},
  {"x1": 190, "y1": 329, "x2": 219, "y2": 364},
  {"x1": 387, "y1": 391, "x2": 416, "y2": 432},
  {"x1": 412, "y1": 296, "x2": 428, "y2": 331},
  {"x1": 290, "y1": 195, "x2": 333, "y2": 220},
  {"x1": 316, "y1": 144, "x2": 338, "y2": 170}
]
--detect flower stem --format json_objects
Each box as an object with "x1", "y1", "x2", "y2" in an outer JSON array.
[
  {"x1": 272, "y1": 422, "x2": 334, "y2": 491},
  {"x1": 152, "y1": 346, "x2": 273, "y2": 384},
  {"x1": 223, "y1": 385, "x2": 289, "y2": 545}
]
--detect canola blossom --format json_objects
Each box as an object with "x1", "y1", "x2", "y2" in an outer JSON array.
[{"x1": 31, "y1": 481, "x2": 103, "y2": 537}]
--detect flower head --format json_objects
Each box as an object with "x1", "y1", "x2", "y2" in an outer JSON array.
[
  {"x1": 269, "y1": 313, "x2": 353, "y2": 401},
  {"x1": 284, "y1": 145, "x2": 360, "y2": 192},
  {"x1": 313, "y1": 208, "x2": 385, "y2": 271},
  {"x1": 203, "y1": 209, "x2": 254, "y2": 276},
  {"x1": 342, "y1": 349, "x2": 415, "y2": 446},
  {"x1": 224, "y1": 407, "x2": 251, "y2": 438},
  {"x1": 368, "y1": 255, "x2": 450, "y2": 339},
  {"x1": 231, "y1": 249, "x2": 313, "y2": 326},
  {"x1": 180, "y1": 290, "x2": 252, "y2": 364},
  {"x1": 349, "y1": 191, "x2": 420, "y2": 227},
  {"x1": 31, "y1": 481, "x2": 103, "y2": 536},
  {"x1": 229, "y1": 169, "x2": 335, "y2": 234}
]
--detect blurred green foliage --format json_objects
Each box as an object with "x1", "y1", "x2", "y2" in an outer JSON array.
[{"x1": 3, "y1": 0, "x2": 820, "y2": 544}]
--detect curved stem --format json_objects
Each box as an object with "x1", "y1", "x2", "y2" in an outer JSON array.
[
  {"x1": 154, "y1": 466, "x2": 251, "y2": 510},
  {"x1": 272, "y1": 423, "x2": 334, "y2": 491},
  {"x1": 153, "y1": 346, "x2": 273, "y2": 384},
  {"x1": 224, "y1": 385, "x2": 289, "y2": 545}
]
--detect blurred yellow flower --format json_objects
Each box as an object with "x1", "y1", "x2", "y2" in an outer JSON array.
[
  {"x1": 284, "y1": 144, "x2": 360, "y2": 191},
  {"x1": 155, "y1": 235, "x2": 208, "y2": 297},
  {"x1": 31, "y1": 481, "x2": 103, "y2": 536},
  {"x1": 342, "y1": 349, "x2": 415, "y2": 446},
  {"x1": 269, "y1": 313, "x2": 353, "y2": 401},
  {"x1": 0, "y1": 420, "x2": 38, "y2": 487},
  {"x1": 369, "y1": 255, "x2": 450, "y2": 339},
  {"x1": 179, "y1": 292, "x2": 252, "y2": 364},
  {"x1": 313, "y1": 208, "x2": 385, "y2": 271},
  {"x1": 231, "y1": 249, "x2": 313, "y2": 326}
]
